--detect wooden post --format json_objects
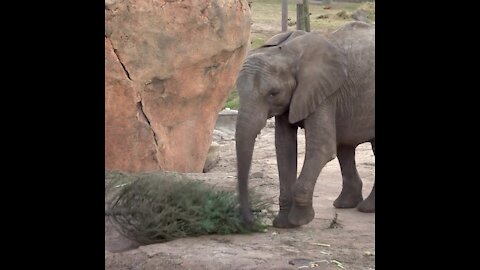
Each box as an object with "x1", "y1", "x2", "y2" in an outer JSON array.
[
  {"x1": 296, "y1": 0, "x2": 310, "y2": 31},
  {"x1": 282, "y1": 0, "x2": 288, "y2": 32},
  {"x1": 296, "y1": 0, "x2": 305, "y2": 31},
  {"x1": 303, "y1": 0, "x2": 310, "y2": 32}
]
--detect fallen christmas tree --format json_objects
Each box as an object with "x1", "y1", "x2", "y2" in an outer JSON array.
[{"x1": 105, "y1": 171, "x2": 272, "y2": 244}]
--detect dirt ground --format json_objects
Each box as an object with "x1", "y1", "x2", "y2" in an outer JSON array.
[{"x1": 105, "y1": 117, "x2": 375, "y2": 270}]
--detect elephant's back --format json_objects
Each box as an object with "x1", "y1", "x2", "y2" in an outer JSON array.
[
  {"x1": 330, "y1": 22, "x2": 375, "y2": 44},
  {"x1": 329, "y1": 22, "x2": 375, "y2": 61}
]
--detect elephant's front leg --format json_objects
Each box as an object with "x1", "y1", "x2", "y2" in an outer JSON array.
[
  {"x1": 273, "y1": 114, "x2": 298, "y2": 228},
  {"x1": 289, "y1": 108, "x2": 337, "y2": 226}
]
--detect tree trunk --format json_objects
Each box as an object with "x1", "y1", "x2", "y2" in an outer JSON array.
[
  {"x1": 303, "y1": 0, "x2": 310, "y2": 32},
  {"x1": 296, "y1": 0, "x2": 310, "y2": 31}
]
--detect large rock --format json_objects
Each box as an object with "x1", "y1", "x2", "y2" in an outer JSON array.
[{"x1": 105, "y1": 0, "x2": 251, "y2": 172}]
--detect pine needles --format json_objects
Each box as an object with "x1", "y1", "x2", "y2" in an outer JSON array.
[{"x1": 105, "y1": 171, "x2": 272, "y2": 245}]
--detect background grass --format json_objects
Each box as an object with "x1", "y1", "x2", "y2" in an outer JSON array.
[{"x1": 249, "y1": 0, "x2": 374, "y2": 49}]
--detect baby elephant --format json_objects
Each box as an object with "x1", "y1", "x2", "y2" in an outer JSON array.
[{"x1": 235, "y1": 22, "x2": 375, "y2": 228}]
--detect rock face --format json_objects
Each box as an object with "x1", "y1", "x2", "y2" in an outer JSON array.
[{"x1": 105, "y1": 0, "x2": 251, "y2": 172}]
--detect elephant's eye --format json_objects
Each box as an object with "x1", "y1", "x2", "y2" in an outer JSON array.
[{"x1": 269, "y1": 90, "x2": 279, "y2": 97}]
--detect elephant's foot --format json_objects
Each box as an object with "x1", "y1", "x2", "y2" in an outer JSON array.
[
  {"x1": 240, "y1": 209, "x2": 255, "y2": 229},
  {"x1": 273, "y1": 209, "x2": 299, "y2": 228},
  {"x1": 357, "y1": 197, "x2": 375, "y2": 213},
  {"x1": 333, "y1": 191, "x2": 363, "y2": 209},
  {"x1": 288, "y1": 203, "x2": 315, "y2": 226}
]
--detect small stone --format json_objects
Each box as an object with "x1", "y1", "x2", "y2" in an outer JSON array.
[
  {"x1": 251, "y1": 172, "x2": 264, "y2": 178},
  {"x1": 203, "y1": 142, "x2": 220, "y2": 172},
  {"x1": 364, "y1": 251, "x2": 375, "y2": 257}
]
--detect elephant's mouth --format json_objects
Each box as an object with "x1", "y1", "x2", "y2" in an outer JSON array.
[{"x1": 268, "y1": 107, "x2": 288, "y2": 119}]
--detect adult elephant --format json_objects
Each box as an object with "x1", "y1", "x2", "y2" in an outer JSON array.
[{"x1": 235, "y1": 22, "x2": 375, "y2": 228}]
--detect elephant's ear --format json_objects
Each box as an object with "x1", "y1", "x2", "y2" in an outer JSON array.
[
  {"x1": 288, "y1": 34, "x2": 348, "y2": 124},
  {"x1": 261, "y1": 30, "x2": 307, "y2": 48}
]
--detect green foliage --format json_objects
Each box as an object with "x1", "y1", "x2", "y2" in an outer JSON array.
[
  {"x1": 224, "y1": 88, "x2": 239, "y2": 110},
  {"x1": 106, "y1": 171, "x2": 272, "y2": 244}
]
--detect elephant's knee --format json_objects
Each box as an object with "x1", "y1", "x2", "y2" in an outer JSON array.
[{"x1": 292, "y1": 182, "x2": 312, "y2": 207}]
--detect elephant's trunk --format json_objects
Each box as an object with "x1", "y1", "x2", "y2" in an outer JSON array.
[{"x1": 235, "y1": 108, "x2": 267, "y2": 225}]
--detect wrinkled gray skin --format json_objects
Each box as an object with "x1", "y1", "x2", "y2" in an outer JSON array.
[{"x1": 235, "y1": 22, "x2": 375, "y2": 228}]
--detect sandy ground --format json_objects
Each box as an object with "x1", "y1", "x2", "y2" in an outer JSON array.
[{"x1": 105, "y1": 118, "x2": 375, "y2": 270}]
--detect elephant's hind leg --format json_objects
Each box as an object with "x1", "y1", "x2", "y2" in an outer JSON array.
[
  {"x1": 357, "y1": 140, "x2": 375, "y2": 213},
  {"x1": 334, "y1": 144, "x2": 364, "y2": 208},
  {"x1": 357, "y1": 183, "x2": 375, "y2": 212}
]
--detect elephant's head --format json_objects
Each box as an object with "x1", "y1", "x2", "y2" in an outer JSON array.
[{"x1": 235, "y1": 30, "x2": 348, "y2": 225}]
